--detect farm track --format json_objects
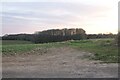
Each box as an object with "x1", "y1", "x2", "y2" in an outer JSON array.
[{"x1": 2, "y1": 46, "x2": 118, "y2": 78}]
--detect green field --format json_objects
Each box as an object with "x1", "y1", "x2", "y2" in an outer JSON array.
[
  {"x1": 2, "y1": 40, "x2": 33, "y2": 45},
  {"x1": 65, "y1": 39, "x2": 118, "y2": 63},
  {"x1": 2, "y1": 40, "x2": 64, "y2": 55},
  {"x1": 2, "y1": 39, "x2": 118, "y2": 63}
]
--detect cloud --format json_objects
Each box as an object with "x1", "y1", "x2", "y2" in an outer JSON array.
[
  {"x1": 1, "y1": 1, "x2": 118, "y2": 35},
  {"x1": 2, "y1": 2, "x2": 110, "y2": 23}
]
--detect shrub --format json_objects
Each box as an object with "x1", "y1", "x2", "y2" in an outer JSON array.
[{"x1": 115, "y1": 32, "x2": 120, "y2": 47}]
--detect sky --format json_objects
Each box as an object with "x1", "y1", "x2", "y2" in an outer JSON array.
[{"x1": 0, "y1": 0, "x2": 119, "y2": 35}]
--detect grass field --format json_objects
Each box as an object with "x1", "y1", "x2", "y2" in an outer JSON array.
[
  {"x1": 2, "y1": 40, "x2": 64, "y2": 55},
  {"x1": 2, "y1": 38, "x2": 118, "y2": 63},
  {"x1": 2, "y1": 40, "x2": 33, "y2": 45},
  {"x1": 65, "y1": 39, "x2": 118, "y2": 63}
]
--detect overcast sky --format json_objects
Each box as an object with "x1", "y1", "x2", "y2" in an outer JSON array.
[{"x1": 1, "y1": 0, "x2": 119, "y2": 35}]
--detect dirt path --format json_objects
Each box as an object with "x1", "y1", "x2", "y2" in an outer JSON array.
[{"x1": 2, "y1": 47, "x2": 118, "y2": 78}]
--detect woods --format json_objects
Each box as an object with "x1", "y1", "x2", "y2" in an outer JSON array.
[
  {"x1": 2, "y1": 28, "x2": 86, "y2": 43},
  {"x1": 2, "y1": 28, "x2": 117, "y2": 44}
]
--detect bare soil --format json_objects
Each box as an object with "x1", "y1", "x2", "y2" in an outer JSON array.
[{"x1": 2, "y1": 47, "x2": 118, "y2": 78}]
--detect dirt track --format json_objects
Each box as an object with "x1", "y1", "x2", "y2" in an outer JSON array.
[{"x1": 2, "y1": 47, "x2": 118, "y2": 78}]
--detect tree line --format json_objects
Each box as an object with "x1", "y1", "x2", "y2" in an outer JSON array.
[
  {"x1": 2, "y1": 34, "x2": 86, "y2": 43},
  {"x1": 2, "y1": 28, "x2": 117, "y2": 43}
]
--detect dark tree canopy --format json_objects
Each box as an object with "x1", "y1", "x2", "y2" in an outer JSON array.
[{"x1": 2, "y1": 28, "x2": 116, "y2": 44}]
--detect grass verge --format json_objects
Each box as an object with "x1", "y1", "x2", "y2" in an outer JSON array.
[
  {"x1": 2, "y1": 41, "x2": 64, "y2": 56},
  {"x1": 64, "y1": 39, "x2": 118, "y2": 63},
  {"x1": 2, "y1": 39, "x2": 118, "y2": 63}
]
